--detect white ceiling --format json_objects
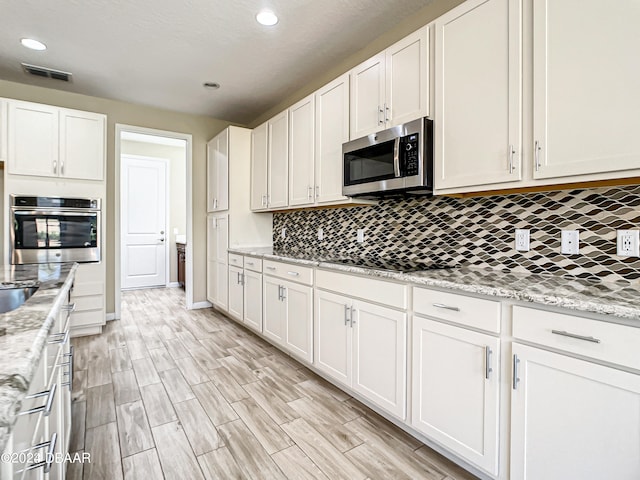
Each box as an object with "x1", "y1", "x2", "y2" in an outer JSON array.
[{"x1": 0, "y1": 0, "x2": 436, "y2": 124}]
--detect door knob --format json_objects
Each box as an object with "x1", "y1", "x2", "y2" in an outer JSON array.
[{"x1": 160, "y1": 231, "x2": 165, "y2": 234}]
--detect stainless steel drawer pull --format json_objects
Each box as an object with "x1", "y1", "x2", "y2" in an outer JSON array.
[
  {"x1": 485, "y1": 346, "x2": 493, "y2": 380},
  {"x1": 287, "y1": 271, "x2": 300, "y2": 276},
  {"x1": 512, "y1": 354, "x2": 520, "y2": 390},
  {"x1": 48, "y1": 330, "x2": 69, "y2": 345},
  {"x1": 246, "y1": 262, "x2": 254, "y2": 266},
  {"x1": 266, "y1": 266, "x2": 276, "y2": 270},
  {"x1": 551, "y1": 330, "x2": 601, "y2": 344},
  {"x1": 61, "y1": 303, "x2": 76, "y2": 312},
  {"x1": 344, "y1": 304, "x2": 350, "y2": 326},
  {"x1": 20, "y1": 383, "x2": 57, "y2": 416},
  {"x1": 25, "y1": 432, "x2": 57, "y2": 473},
  {"x1": 62, "y1": 346, "x2": 74, "y2": 391},
  {"x1": 432, "y1": 303, "x2": 460, "y2": 312}
]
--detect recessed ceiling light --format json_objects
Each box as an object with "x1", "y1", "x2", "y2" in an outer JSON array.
[
  {"x1": 21, "y1": 38, "x2": 47, "y2": 51},
  {"x1": 203, "y1": 82, "x2": 220, "y2": 89},
  {"x1": 256, "y1": 9, "x2": 278, "y2": 26}
]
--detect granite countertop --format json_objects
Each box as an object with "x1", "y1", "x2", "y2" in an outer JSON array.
[
  {"x1": 0, "y1": 263, "x2": 78, "y2": 453},
  {"x1": 228, "y1": 247, "x2": 640, "y2": 323}
]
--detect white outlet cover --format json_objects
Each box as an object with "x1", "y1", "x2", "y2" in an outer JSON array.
[
  {"x1": 357, "y1": 229, "x2": 365, "y2": 243},
  {"x1": 561, "y1": 230, "x2": 580, "y2": 255},
  {"x1": 317, "y1": 227, "x2": 324, "y2": 241},
  {"x1": 281, "y1": 227, "x2": 286, "y2": 239},
  {"x1": 617, "y1": 230, "x2": 640, "y2": 257},
  {"x1": 515, "y1": 229, "x2": 530, "y2": 252}
]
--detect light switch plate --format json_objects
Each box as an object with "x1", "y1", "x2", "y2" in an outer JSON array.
[
  {"x1": 281, "y1": 227, "x2": 286, "y2": 239},
  {"x1": 617, "y1": 230, "x2": 639, "y2": 257},
  {"x1": 357, "y1": 229, "x2": 365, "y2": 243},
  {"x1": 317, "y1": 228, "x2": 324, "y2": 241},
  {"x1": 561, "y1": 230, "x2": 580, "y2": 255},
  {"x1": 515, "y1": 229, "x2": 530, "y2": 252}
]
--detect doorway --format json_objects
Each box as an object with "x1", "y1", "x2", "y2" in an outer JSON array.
[{"x1": 115, "y1": 125, "x2": 193, "y2": 317}]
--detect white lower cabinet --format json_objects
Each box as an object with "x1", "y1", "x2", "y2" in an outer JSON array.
[
  {"x1": 510, "y1": 342, "x2": 640, "y2": 480},
  {"x1": 228, "y1": 265, "x2": 244, "y2": 320},
  {"x1": 243, "y1": 269, "x2": 263, "y2": 333},
  {"x1": 314, "y1": 289, "x2": 407, "y2": 419},
  {"x1": 263, "y1": 275, "x2": 313, "y2": 363},
  {"x1": 207, "y1": 214, "x2": 228, "y2": 311},
  {"x1": 411, "y1": 317, "x2": 500, "y2": 475}
]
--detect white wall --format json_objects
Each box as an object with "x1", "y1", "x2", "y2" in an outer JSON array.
[{"x1": 120, "y1": 140, "x2": 186, "y2": 283}]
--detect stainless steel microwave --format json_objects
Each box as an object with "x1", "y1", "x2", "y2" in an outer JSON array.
[{"x1": 342, "y1": 117, "x2": 433, "y2": 197}]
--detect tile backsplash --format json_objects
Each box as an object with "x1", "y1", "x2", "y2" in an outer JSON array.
[{"x1": 273, "y1": 185, "x2": 640, "y2": 285}]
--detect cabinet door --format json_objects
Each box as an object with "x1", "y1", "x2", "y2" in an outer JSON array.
[
  {"x1": 315, "y1": 74, "x2": 350, "y2": 204},
  {"x1": 213, "y1": 215, "x2": 228, "y2": 311},
  {"x1": 511, "y1": 343, "x2": 640, "y2": 480},
  {"x1": 532, "y1": 0, "x2": 640, "y2": 180},
  {"x1": 434, "y1": 0, "x2": 522, "y2": 191},
  {"x1": 314, "y1": 289, "x2": 351, "y2": 386},
  {"x1": 206, "y1": 216, "x2": 216, "y2": 303},
  {"x1": 350, "y1": 53, "x2": 385, "y2": 139},
  {"x1": 263, "y1": 276, "x2": 285, "y2": 346},
  {"x1": 283, "y1": 280, "x2": 313, "y2": 363},
  {"x1": 228, "y1": 265, "x2": 244, "y2": 321},
  {"x1": 288, "y1": 95, "x2": 315, "y2": 207},
  {"x1": 243, "y1": 270, "x2": 263, "y2": 333},
  {"x1": 59, "y1": 108, "x2": 105, "y2": 180},
  {"x1": 267, "y1": 110, "x2": 289, "y2": 209},
  {"x1": 250, "y1": 122, "x2": 268, "y2": 210},
  {"x1": 386, "y1": 25, "x2": 430, "y2": 128},
  {"x1": 412, "y1": 317, "x2": 500, "y2": 475},
  {"x1": 351, "y1": 299, "x2": 407, "y2": 419},
  {"x1": 206, "y1": 138, "x2": 217, "y2": 212},
  {"x1": 7, "y1": 100, "x2": 59, "y2": 177},
  {"x1": 0, "y1": 99, "x2": 7, "y2": 163}
]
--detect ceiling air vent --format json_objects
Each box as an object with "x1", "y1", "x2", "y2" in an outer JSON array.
[{"x1": 21, "y1": 63, "x2": 72, "y2": 82}]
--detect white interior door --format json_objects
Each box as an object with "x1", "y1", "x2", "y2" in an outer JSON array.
[{"x1": 121, "y1": 155, "x2": 168, "y2": 289}]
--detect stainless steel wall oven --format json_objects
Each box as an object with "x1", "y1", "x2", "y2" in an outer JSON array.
[{"x1": 10, "y1": 195, "x2": 101, "y2": 264}]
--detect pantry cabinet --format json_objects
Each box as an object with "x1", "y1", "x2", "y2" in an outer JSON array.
[
  {"x1": 434, "y1": 0, "x2": 522, "y2": 191},
  {"x1": 532, "y1": 0, "x2": 640, "y2": 180},
  {"x1": 350, "y1": 25, "x2": 429, "y2": 139},
  {"x1": 510, "y1": 342, "x2": 640, "y2": 480},
  {"x1": 207, "y1": 128, "x2": 229, "y2": 212},
  {"x1": 206, "y1": 214, "x2": 228, "y2": 311},
  {"x1": 412, "y1": 317, "x2": 500, "y2": 475},
  {"x1": 7, "y1": 100, "x2": 105, "y2": 180},
  {"x1": 288, "y1": 95, "x2": 315, "y2": 207}
]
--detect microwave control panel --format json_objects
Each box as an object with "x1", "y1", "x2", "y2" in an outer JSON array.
[{"x1": 403, "y1": 133, "x2": 420, "y2": 176}]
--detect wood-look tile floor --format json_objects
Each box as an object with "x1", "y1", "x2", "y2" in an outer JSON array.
[{"x1": 68, "y1": 288, "x2": 479, "y2": 480}]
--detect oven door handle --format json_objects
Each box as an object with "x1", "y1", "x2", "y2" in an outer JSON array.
[
  {"x1": 11, "y1": 210, "x2": 99, "y2": 217},
  {"x1": 393, "y1": 137, "x2": 401, "y2": 177}
]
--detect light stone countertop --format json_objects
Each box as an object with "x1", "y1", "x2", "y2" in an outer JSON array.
[
  {"x1": 228, "y1": 247, "x2": 640, "y2": 323},
  {"x1": 0, "y1": 263, "x2": 77, "y2": 453}
]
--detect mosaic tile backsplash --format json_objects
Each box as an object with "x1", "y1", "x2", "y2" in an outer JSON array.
[{"x1": 272, "y1": 185, "x2": 640, "y2": 285}]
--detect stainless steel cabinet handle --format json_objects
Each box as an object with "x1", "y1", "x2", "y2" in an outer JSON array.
[
  {"x1": 551, "y1": 330, "x2": 601, "y2": 344},
  {"x1": 534, "y1": 140, "x2": 541, "y2": 171},
  {"x1": 281, "y1": 286, "x2": 286, "y2": 301},
  {"x1": 240, "y1": 273, "x2": 244, "y2": 286},
  {"x1": 512, "y1": 354, "x2": 520, "y2": 390},
  {"x1": 61, "y1": 161, "x2": 65, "y2": 175},
  {"x1": 61, "y1": 303, "x2": 76, "y2": 312},
  {"x1": 53, "y1": 160, "x2": 57, "y2": 174},
  {"x1": 350, "y1": 308, "x2": 357, "y2": 327},
  {"x1": 25, "y1": 432, "x2": 57, "y2": 473},
  {"x1": 246, "y1": 261, "x2": 254, "y2": 266},
  {"x1": 266, "y1": 266, "x2": 276, "y2": 271},
  {"x1": 485, "y1": 346, "x2": 493, "y2": 380},
  {"x1": 277, "y1": 285, "x2": 282, "y2": 301},
  {"x1": 61, "y1": 346, "x2": 74, "y2": 391},
  {"x1": 49, "y1": 330, "x2": 69, "y2": 345},
  {"x1": 432, "y1": 303, "x2": 460, "y2": 312},
  {"x1": 236, "y1": 272, "x2": 241, "y2": 284},
  {"x1": 315, "y1": 185, "x2": 319, "y2": 198},
  {"x1": 307, "y1": 186, "x2": 313, "y2": 200},
  {"x1": 508, "y1": 144, "x2": 516, "y2": 173},
  {"x1": 287, "y1": 271, "x2": 300, "y2": 277},
  {"x1": 385, "y1": 104, "x2": 390, "y2": 123},
  {"x1": 344, "y1": 304, "x2": 350, "y2": 326},
  {"x1": 378, "y1": 106, "x2": 384, "y2": 126},
  {"x1": 20, "y1": 383, "x2": 57, "y2": 416},
  {"x1": 393, "y1": 137, "x2": 401, "y2": 177}
]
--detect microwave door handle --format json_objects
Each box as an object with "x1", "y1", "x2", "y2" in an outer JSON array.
[{"x1": 393, "y1": 137, "x2": 401, "y2": 177}]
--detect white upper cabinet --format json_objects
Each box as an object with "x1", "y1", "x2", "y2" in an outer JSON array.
[
  {"x1": 0, "y1": 99, "x2": 7, "y2": 163},
  {"x1": 350, "y1": 25, "x2": 429, "y2": 140},
  {"x1": 315, "y1": 73, "x2": 350, "y2": 204},
  {"x1": 59, "y1": 108, "x2": 105, "y2": 180},
  {"x1": 250, "y1": 122, "x2": 269, "y2": 210},
  {"x1": 532, "y1": 0, "x2": 640, "y2": 180},
  {"x1": 267, "y1": 110, "x2": 289, "y2": 209},
  {"x1": 288, "y1": 94, "x2": 315, "y2": 207},
  {"x1": 7, "y1": 100, "x2": 105, "y2": 181},
  {"x1": 8, "y1": 100, "x2": 59, "y2": 177},
  {"x1": 434, "y1": 0, "x2": 522, "y2": 191},
  {"x1": 207, "y1": 128, "x2": 229, "y2": 212}
]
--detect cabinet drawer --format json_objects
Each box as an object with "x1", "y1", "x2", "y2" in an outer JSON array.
[
  {"x1": 228, "y1": 253, "x2": 244, "y2": 267},
  {"x1": 316, "y1": 269, "x2": 407, "y2": 310},
  {"x1": 243, "y1": 257, "x2": 263, "y2": 273},
  {"x1": 413, "y1": 287, "x2": 501, "y2": 333},
  {"x1": 263, "y1": 260, "x2": 313, "y2": 285},
  {"x1": 513, "y1": 306, "x2": 640, "y2": 370}
]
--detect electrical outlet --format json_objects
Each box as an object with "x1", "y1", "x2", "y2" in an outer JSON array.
[
  {"x1": 281, "y1": 227, "x2": 286, "y2": 239},
  {"x1": 357, "y1": 229, "x2": 365, "y2": 243},
  {"x1": 561, "y1": 230, "x2": 580, "y2": 255},
  {"x1": 317, "y1": 227, "x2": 324, "y2": 241},
  {"x1": 515, "y1": 229, "x2": 530, "y2": 252},
  {"x1": 617, "y1": 230, "x2": 640, "y2": 257}
]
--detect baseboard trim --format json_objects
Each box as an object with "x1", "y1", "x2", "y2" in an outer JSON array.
[
  {"x1": 70, "y1": 326, "x2": 102, "y2": 337},
  {"x1": 191, "y1": 301, "x2": 212, "y2": 310},
  {"x1": 106, "y1": 312, "x2": 118, "y2": 321},
  {"x1": 167, "y1": 282, "x2": 182, "y2": 288}
]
